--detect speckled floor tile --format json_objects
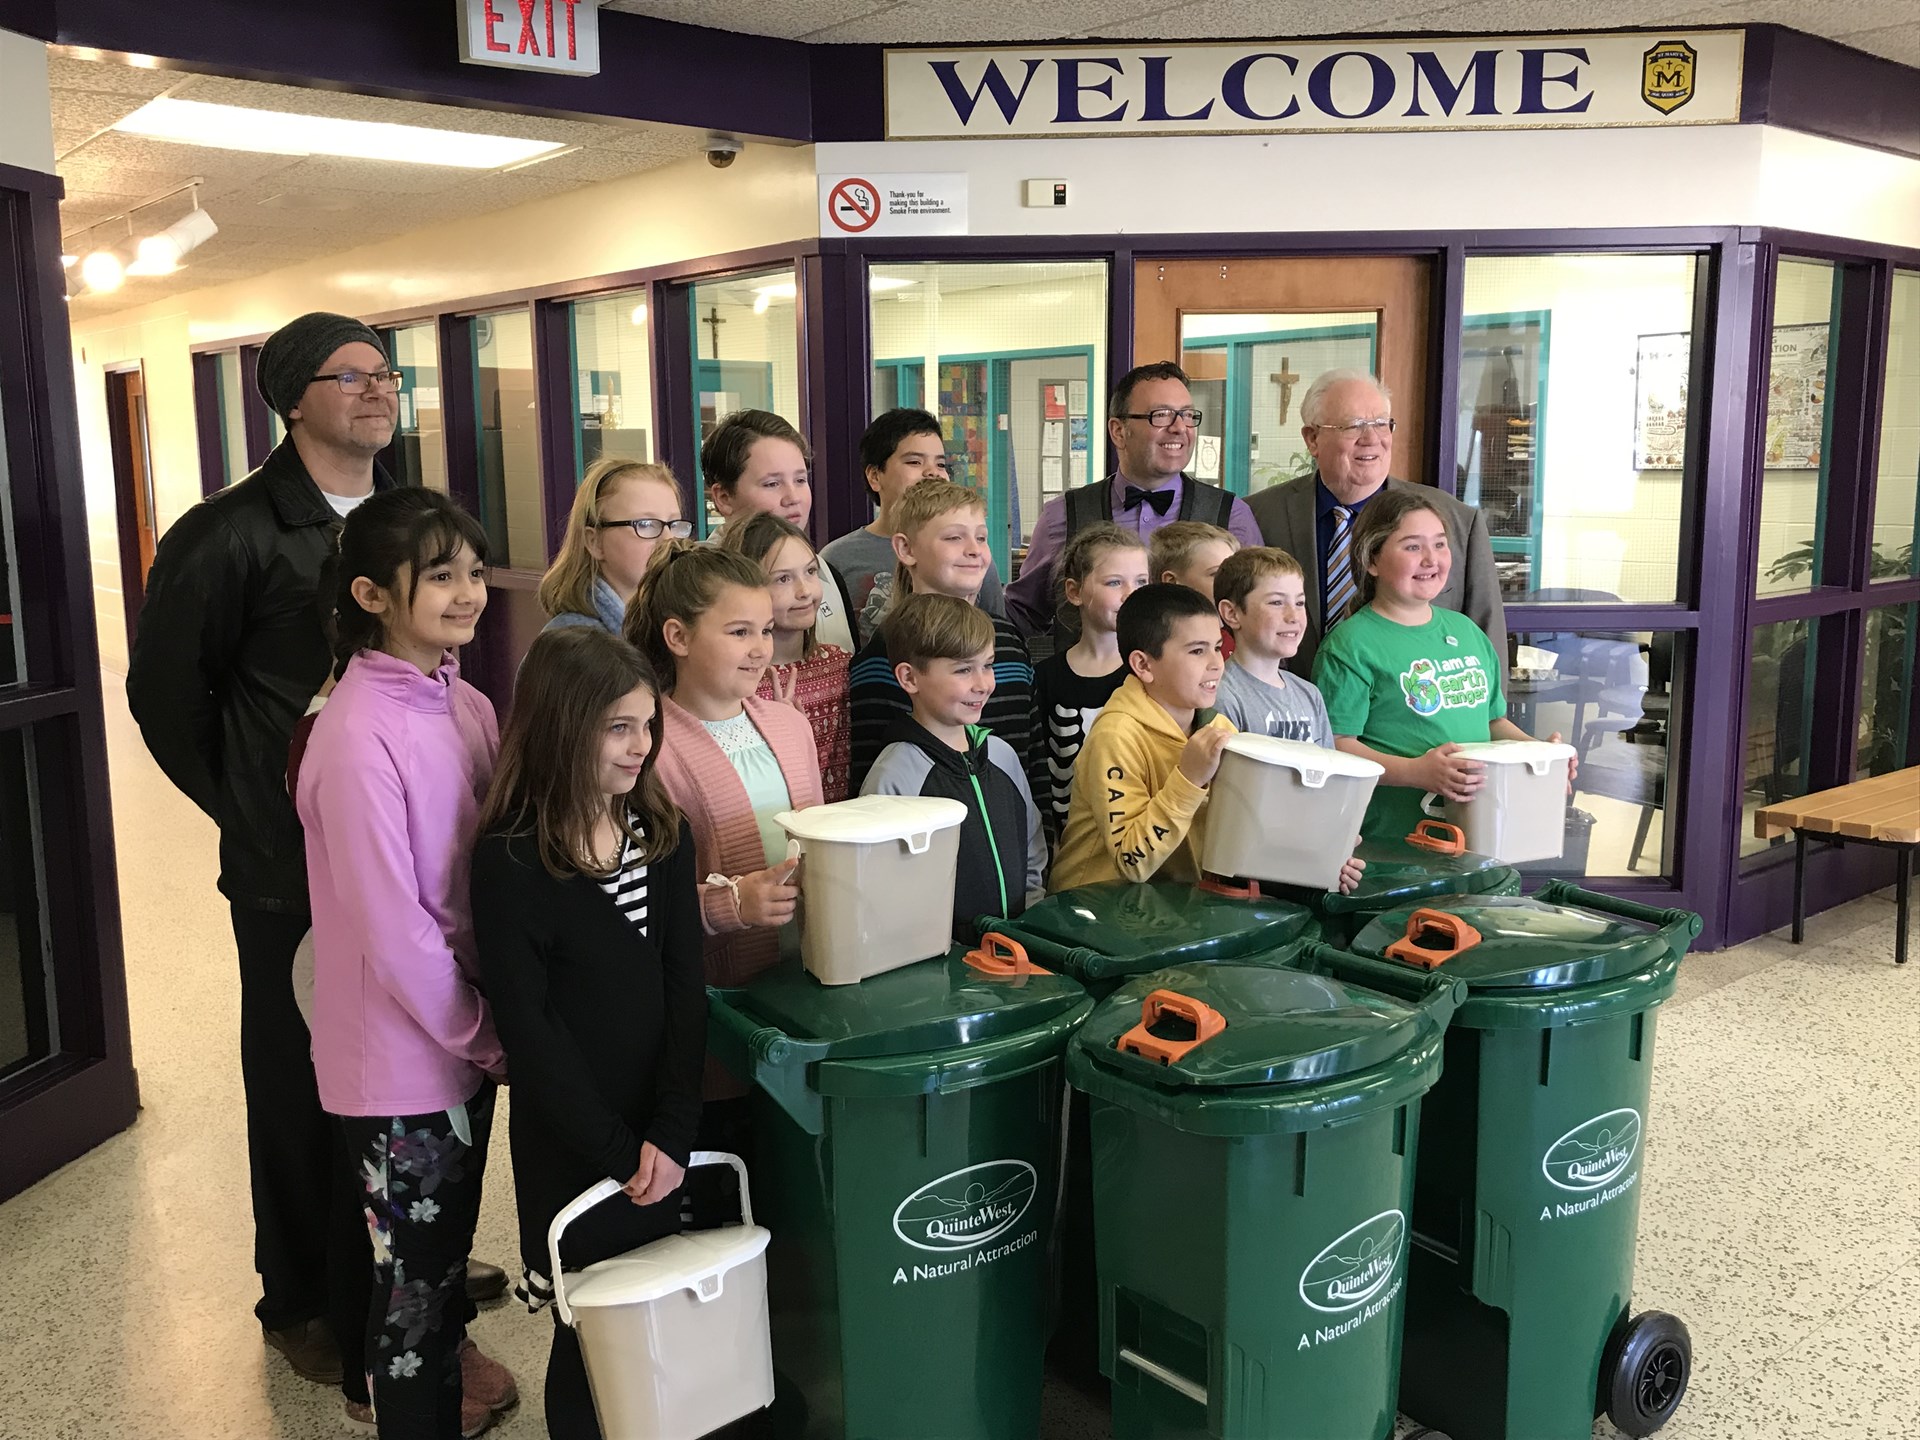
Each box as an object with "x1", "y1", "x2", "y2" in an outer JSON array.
[{"x1": 0, "y1": 674, "x2": 1910, "y2": 1440}]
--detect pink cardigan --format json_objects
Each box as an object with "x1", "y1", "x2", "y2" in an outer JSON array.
[{"x1": 654, "y1": 695, "x2": 825, "y2": 992}]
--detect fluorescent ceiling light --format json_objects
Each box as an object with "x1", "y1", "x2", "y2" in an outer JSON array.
[{"x1": 112, "y1": 98, "x2": 566, "y2": 169}]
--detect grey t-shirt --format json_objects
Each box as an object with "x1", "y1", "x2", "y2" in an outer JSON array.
[
  {"x1": 820, "y1": 525, "x2": 1007, "y2": 644},
  {"x1": 1214, "y1": 660, "x2": 1334, "y2": 747}
]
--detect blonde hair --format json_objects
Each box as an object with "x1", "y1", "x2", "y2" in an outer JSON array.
[
  {"x1": 1058, "y1": 521, "x2": 1146, "y2": 594},
  {"x1": 1213, "y1": 546, "x2": 1305, "y2": 613},
  {"x1": 719, "y1": 510, "x2": 819, "y2": 656},
  {"x1": 622, "y1": 537, "x2": 768, "y2": 692},
  {"x1": 884, "y1": 592, "x2": 995, "y2": 669},
  {"x1": 1149, "y1": 521, "x2": 1238, "y2": 585},
  {"x1": 538, "y1": 458, "x2": 681, "y2": 619},
  {"x1": 884, "y1": 479, "x2": 987, "y2": 617}
]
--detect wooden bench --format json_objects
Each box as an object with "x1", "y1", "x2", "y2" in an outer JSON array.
[{"x1": 1756, "y1": 767, "x2": 1919, "y2": 965}]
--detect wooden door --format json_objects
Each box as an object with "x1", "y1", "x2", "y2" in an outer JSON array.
[
  {"x1": 1134, "y1": 256, "x2": 1433, "y2": 489},
  {"x1": 105, "y1": 366, "x2": 160, "y2": 653}
]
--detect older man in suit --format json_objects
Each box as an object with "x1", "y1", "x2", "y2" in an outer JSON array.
[{"x1": 1246, "y1": 367, "x2": 1506, "y2": 675}]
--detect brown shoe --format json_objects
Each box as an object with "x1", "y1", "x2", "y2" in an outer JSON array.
[
  {"x1": 465, "y1": 1259, "x2": 509, "y2": 1304},
  {"x1": 263, "y1": 1317, "x2": 343, "y2": 1385},
  {"x1": 459, "y1": 1338, "x2": 519, "y2": 1413},
  {"x1": 460, "y1": 1392, "x2": 496, "y2": 1439}
]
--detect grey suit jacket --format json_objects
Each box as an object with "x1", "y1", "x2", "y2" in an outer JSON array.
[{"x1": 1244, "y1": 474, "x2": 1509, "y2": 678}]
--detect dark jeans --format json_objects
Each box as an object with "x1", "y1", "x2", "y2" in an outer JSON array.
[
  {"x1": 231, "y1": 903, "x2": 373, "y2": 1403},
  {"x1": 343, "y1": 1081, "x2": 496, "y2": 1439}
]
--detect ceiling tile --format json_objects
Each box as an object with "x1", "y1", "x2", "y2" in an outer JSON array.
[
  {"x1": 1831, "y1": 19, "x2": 1920, "y2": 66},
  {"x1": 47, "y1": 54, "x2": 181, "y2": 98}
]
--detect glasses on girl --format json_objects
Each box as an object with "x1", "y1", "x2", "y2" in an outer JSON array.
[{"x1": 591, "y1": 517, "x2": 696, "y2": 540}]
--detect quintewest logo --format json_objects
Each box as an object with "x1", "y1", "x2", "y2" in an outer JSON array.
[
  {"x1": 1298, "y1": 1210, "x2": 1406, "y2": 1314},
  {"x1": 892, "y1": 1161, "x2": 1037, "y2": 1253},
  {"x1": 1542, "y1": 1108, "x2": 1642, "y2": 1192}
]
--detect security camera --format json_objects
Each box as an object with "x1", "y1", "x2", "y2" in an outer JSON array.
[{"x1": 707, "y1": 135, "x2": 743, "y2": 168}]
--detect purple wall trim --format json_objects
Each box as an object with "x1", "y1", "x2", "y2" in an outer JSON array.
[
  {"x1": 0, "y1": 160, "x2": 61, "y2": 200},
  {"x1": 653, "y1": 279, "x2": 699, "y2": 517},
  {"x1": 238, "y1": 344, "x2": 269, "y2": 469},
  {"x1": 1431, "y1": 243, "x2": 1465, "y2": 498},
  {"x1": 1746, "y1": 25, "x2": 1920, "y2": 163},
  {"x1": 797, "y1": 250, "x2": 870, "y2": 547},
  {"x1": 809, "y1": 44, "x2": 884, "y2": 143},
  {"x1": 189, "y1": 350, "x2": 224, "y2": 496},
  {"x1": 534, "y1": 297, "x2": 575, "y2": 557}
]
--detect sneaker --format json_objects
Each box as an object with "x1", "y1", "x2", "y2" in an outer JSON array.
[
  {"x1": 459, "y1": 1338, "x2": 519, "y2": 1412},
  {"x1": 264, "y1": 1317, "x2": 343, "y2": 1386},
  {"x1": 343, "y1": 1393, "x2": 495, "y2": 1438}
]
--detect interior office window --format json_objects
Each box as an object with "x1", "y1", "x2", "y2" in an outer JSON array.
[
  {"x1": 1871, "y1": 269, "x2": 1919, "y2": 580},
  {"x1": 1755, "y1": 259, "x2": 1841, "y2": 597},
  {"x1": 1179, "y1": 312, "x2": 1377, "y2": 499},
  {"x1": 1460, "y1": 254, "x2": 1701, "y2": 605},
  {"x1": 471, "y1": 308, "x2": 544, "y2": 571},
  {"x1": 869, "y1": 261, "x2": 1108, "y2": 575},
  {"x1": 571, "y1": 291, "x2": 656, "y2": 474},
  {"x1": 691, "y1": 267, "x2": 801, "y2": 535},
  {"x1": 1856, "y1": 601, "x2": 1914, "y2": 779},
  {"x1": 214, "y1": 350, "x2": 249, "y2": 486},
  {"x1": 384, "y1": 323, "x2": 447, "y2": 493},
  {"x1": 1505, "y1": 627, "x2": 1682, "y2": 879},
  {"x1": 1740, "y1": 617, "x2": 1818, "y2": 863}
]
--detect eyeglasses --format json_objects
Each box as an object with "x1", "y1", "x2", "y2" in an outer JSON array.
[
  {"x1": 1309, "y1": 418, "x2": 1396, "y2": 438},
  {"x1": 310, "y1": 369, "x2": 405, "y2": 395},
  {"x1": 591, "y1": 517, "x2": 695, "y2": 540},
  {"x1": 1115, "y1": 406, "x2": 1204, "y2": 429}
]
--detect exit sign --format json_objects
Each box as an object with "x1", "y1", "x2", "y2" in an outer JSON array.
[{"x1": 458, "y1": 0, "x2": 602, "y2": 76}]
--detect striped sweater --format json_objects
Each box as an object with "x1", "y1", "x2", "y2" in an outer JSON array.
[{"x1": 848, "y1": 613, "x2": 1036, "y2": 796}]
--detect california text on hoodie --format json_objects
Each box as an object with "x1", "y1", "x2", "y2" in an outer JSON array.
[
  {"x1": 861, "y1": 714, "x2": 1047, "y2": 939},
  {"x1": 297, "y1": 648, "x2": 505, "y2": 1117},
  {"x1": 1049, "y1": 674, "x2": 1237, "y2": 891}
]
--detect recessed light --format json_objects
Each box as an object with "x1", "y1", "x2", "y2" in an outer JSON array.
[{"x1": 112, "y1": 97, "x2": 566, "y2": 170}]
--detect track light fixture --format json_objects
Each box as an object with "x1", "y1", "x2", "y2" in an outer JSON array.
[{"x1": 63, "y1": 179, "x2": 218, "y2": 294}]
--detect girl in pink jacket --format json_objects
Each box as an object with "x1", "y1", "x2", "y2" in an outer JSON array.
[{"x1": 297, "y1": 488, "x2": 515, "y2": 1438}]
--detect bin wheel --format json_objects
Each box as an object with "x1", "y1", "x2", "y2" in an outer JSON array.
[{"x1": 1604, "y1": 1310, "x2": 1691, "y2": 1437}]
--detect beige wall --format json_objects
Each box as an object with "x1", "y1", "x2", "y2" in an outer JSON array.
[{"x1": 68, "y1": 142, "x2": 817, "y2": 671}]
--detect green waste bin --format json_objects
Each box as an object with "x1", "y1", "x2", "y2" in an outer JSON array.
[
  {"x1": 1274, "y1": 819, "x2": 1520, "y2": 946},
  {"x1": 1068, "y1": 958, "x2": 1463, "y2": 1440},
  {"x1": 707, "y1": 942, "x2": 1093, "y2": 1440},
  {"x1": 1338, "y1": 882, "x2": 1703, "y2": 1440},
  {"x1": 983, "y1": 878, "x2": 1319, "y2": 999}
]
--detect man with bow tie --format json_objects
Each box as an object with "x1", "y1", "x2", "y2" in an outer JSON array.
[{"x1": 1005, "y1": 360, "x2": 1262, "y2": 641}]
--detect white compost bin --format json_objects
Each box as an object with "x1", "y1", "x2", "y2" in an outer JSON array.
[
  {"x1": 1201, "y1": 734, "x2": 1384, "y2": 889},
  {"x1": 1424, "y1": 740, "x2": 1579, "y2": 864},
  {"x1": 776, "y1": 794, "x2": 967, "y2": 985},
  {"x1": 548, "y1": 1152, "x2": 773, "y2": 1440}
]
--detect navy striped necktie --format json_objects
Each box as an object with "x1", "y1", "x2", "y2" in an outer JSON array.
[{"x1": 1325, "y1": 505, "x2": 1357, "y2": 628}]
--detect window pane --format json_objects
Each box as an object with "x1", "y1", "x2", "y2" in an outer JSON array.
[
  {"x1": 1741, "y1": 617, "x2": 1818, "y2": 865},
  {"x1": 1857, "y1": 602, "x2": 1914, "y2": 779},
  {"x1": 214, "y1": 350, "x2": 248, "y2": 486},
  {"x1": 1872, "y1": 269, "x2": 1919, "y2": 580},
  {"x1": 1506, "y1": 627, "x2": 1683, "y2": 879},
  {"x1": 472, "y1": 308, "x2": 543, "y2": 571},
  {"x1": 571, "y1": 291, "x2": 655, "y2": 472},
  {"x1": 1461, "y1": 254, "x2": 1700, "y2": 605},
  {"x1": 692, "y1": 266, "x2": 800, "y2": 536},
  {"x1": 871, "y1": 261, "x2": 1108, "y2": 573},
  {"x1": 1755, "y1": 258, "x2": 1840, "y2": 596},
  {"x1": 1180, "y1": 312, "x2": 1376, "y2": 499},
  {"x1": 0, "y1": 729, "x2": 53, "y2": 1079},
  {"x1": 386, "y1": 323, "x2": 447, "y2": 493}
]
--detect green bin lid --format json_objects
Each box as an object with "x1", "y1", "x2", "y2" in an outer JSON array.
[
  {"x1": 1300, "y1": 821, "x2": 1516, "y2": 915},
  {"x1": 1348, "y1": 895, "x2": 1671, "y2": 990},
  {"x1": 1007, "y1": 880, "x2": 1315, "y2": 968},
  {"x1": 1075, "y1": 962, "x2": 1432, "y2": 1089},
  {"x1": 715, "y1": 942, "x2": 1087, "y2": 1061}
]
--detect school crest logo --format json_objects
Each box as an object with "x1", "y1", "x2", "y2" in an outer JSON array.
[
  {"x1": 1400, "y1": 658, "x2": 1444, "y2": 717},
  {"x1": 1641, "y1": 39, "x2": 1697, "y2": 115}
]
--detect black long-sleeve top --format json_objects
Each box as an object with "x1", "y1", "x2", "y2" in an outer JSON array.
[{"x1": 471, "y1": 817, "x2": 706, "y2": 1273}]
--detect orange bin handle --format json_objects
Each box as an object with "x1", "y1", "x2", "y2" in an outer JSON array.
[
  {"x1": 1406, "y1": 819, "x2": 1467, "y2": 856},
  {"x1": 1116, "y1": 989, "x2": 1227, "y2": 1065},
  {"x1": 1383, "y1": 908, "x2": 1483, "y2": 969},
  {"x1": 1197, "y1": 874, "x2": 1262, "y2": 901},
  {"x1": 964, "y1": 933, "x2": 1050, "y2": 978}
]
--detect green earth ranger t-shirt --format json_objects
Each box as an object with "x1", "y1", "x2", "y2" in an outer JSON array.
[{"x1": 1312, "y1": 605, "x2": 1507, "y2": 841}]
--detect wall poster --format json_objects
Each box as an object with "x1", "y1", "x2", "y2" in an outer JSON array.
[{"x1": 1632, "y1": 332, "x2": 1690, "y2": 471}]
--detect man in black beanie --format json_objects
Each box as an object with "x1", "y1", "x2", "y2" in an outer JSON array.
[{"x1": 127, "y1": 312, "x2": 506, "y2": 1412}]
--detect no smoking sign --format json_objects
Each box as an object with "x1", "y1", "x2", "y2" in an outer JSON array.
[{"x1": 817, "y1": 173, "x2": 968, "y2": 238}]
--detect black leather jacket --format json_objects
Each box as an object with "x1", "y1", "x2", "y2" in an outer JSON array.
[{"x1": 127, "y1": 441, "x2": 393, "y2": 913}]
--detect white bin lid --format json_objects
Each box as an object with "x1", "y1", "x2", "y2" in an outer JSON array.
[
  {"x1": 1451, "y1": 740, "x2": 1578, "y2": 771},
  {"x1": 1221, "y1": 733, "x2": 1384, "y2": 785},
  {"x1": 565, "y1": 1225, "x2": 771, "y2": 1310},
  {"x1": 777, "y1": 794, "x2": 967, "y2": 844}
]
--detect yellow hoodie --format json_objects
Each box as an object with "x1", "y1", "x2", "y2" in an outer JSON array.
[{"x1": 1050, "y1": 675, "x2": 1237, "y2": 891}]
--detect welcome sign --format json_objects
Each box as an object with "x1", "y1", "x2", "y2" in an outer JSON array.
[{"x1": 884, "y1": 31, "x2": 1744, "y2": 139}]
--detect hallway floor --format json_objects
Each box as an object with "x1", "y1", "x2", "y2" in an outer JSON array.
[{"x1": 0, "y1": 673, "x2": 1910, "y2": 1439}]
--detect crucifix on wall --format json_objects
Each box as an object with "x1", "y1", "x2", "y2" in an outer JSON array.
[
  {"x1": 701, "y1": 305, "x2": 726, "y2": 358},
  {"x1": 1270, "y1": 357, "x2": 1303, "y2": 423}
]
